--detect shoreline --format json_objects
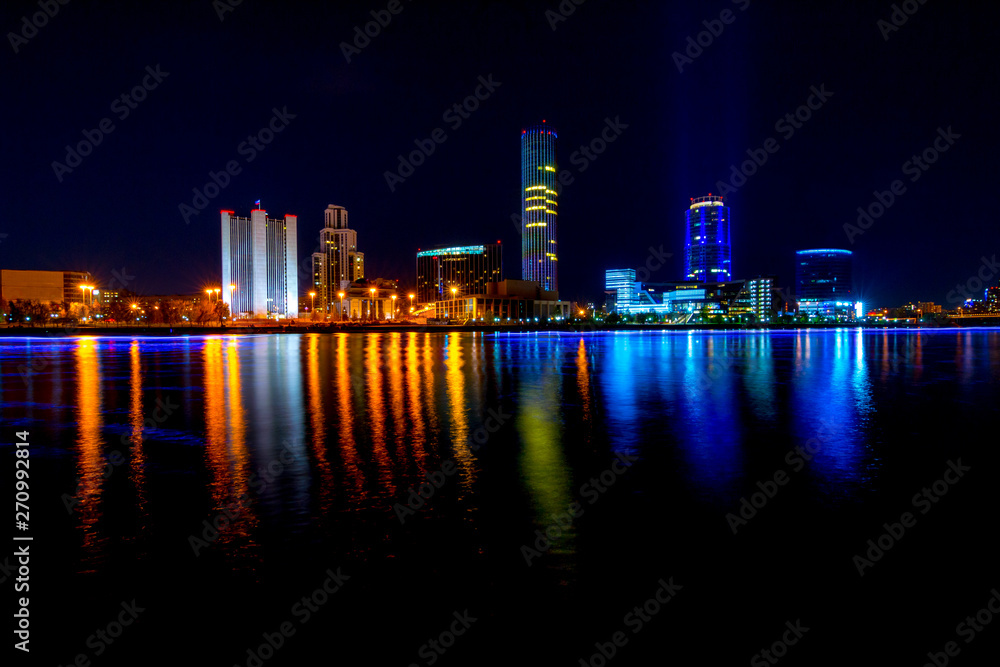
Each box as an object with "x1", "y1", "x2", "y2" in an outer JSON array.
[{"x1": 0, "y1": 321, "x2": 993, "y2": 337}]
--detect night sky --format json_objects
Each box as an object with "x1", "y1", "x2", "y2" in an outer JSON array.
[{"x1": 3, "y1": 0, "x2": 997, "y2": 307}]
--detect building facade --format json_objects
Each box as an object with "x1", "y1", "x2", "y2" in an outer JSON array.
[
  {"x1": 337, "y1": 279, "x2": 398, "y2": 320},
  {"x1": 795, "y1": 248, "x2": 853, "y2": 319},
  {"x1": 311, "y1": 205, "x2": 363, "y2": 313},
  {"x1": 731, "y1": 276, "x2": 775, "y2": 322},
  {"x1": 221, "y1": 208, "x2": 298, "y2": 318},
  {"x1": 684, "y1": 195, "x2": 731, "y2": 282},
  {"x1": 605, "y1": 269, "x2": 638, "y2": 313},
  {"x1": 1, "y1": 269, "x2": 94, "y2": 303},
  {"x1": 416, "y1": 243, "x2": 502, "y2": 304},
  {"x1": 521, "y1": 122, "x2": 559, "y2": 293},
  {"x1": 430, "y1": 279, "x2": 569, "y2": 322}
]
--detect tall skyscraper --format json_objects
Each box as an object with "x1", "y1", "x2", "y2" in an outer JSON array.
[
  {"x1": 684, "y1": 195, "x2": 731, "y2": 282},
  {"x1": 795, "y1": 248, "x2": 853, "y2": 319},
  {"x1": 416, "y1": 243, "x2": 503, "y2": 303},
  {"x1": 221, "y1": 208, "x2": 298, "y2": 318},
  {"x1": 521, "y1": 122, "x2": 559, "y2": 293},
  {"x1": 311, "y1": 205, "x2": 363, "y2": 313}
]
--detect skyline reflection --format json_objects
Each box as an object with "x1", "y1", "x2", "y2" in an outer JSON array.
[{"x1": 0, "y1": 330, "x2": 988, "y2": 579}]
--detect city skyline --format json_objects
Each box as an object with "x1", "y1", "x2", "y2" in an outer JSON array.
[
  {"x1": 5, "y1": 2, "x2": 995, "y2": 309},
  {"x1": 5, "y1": 3, "x2": 1000, "y2": 664}
]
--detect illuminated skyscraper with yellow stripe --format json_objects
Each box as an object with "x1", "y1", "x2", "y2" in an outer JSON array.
[{"x1": 521, "y1": 122, "x2": 558, "y2": 293}]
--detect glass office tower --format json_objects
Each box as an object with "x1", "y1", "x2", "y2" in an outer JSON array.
[
  {"x1": 416, "y1": 243, "x2": 503, "y2": 303},
  {"x1": 684, "y1": 195, "x2": 731, "y2": 282},
  {"x1": 605, "y1": 268, "x2": 638, "y2": 313},
  {"x1": 795, "y1": 248, "x2": 853, "y2": 318},
  {"x1": 521, "y1": 122, "x2": 559, "y2": 293}
]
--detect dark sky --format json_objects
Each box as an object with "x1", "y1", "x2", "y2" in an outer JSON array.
[{"x1": 3, "y1": 0, "x2": 998, "y2": 307}]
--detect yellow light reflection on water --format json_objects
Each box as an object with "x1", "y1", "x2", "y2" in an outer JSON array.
[
  {"x1": 518, "y1": 357, "x2": 573, "y2": 558},
  {"x1": 74, "y1": 337, "x2": 104, "y2": 568},
  {"x1": 336, "y1": 334, "x2": 366, "y2": 498},
  {"x1": 202, "y1": 337, "x2": 256, "y2": 551},
  {"x1": 365, "y1": 333, "x2": 396, "y2": 496},
  {"x1": 445, "y1": 333, "x2": 475, "y2": 492},
  {"x1": 128, "y1": 340, "x2": 148, "y2": 540},
  {"x1": 576, "y1": 338, "x2": 592, "y2": 424},
  {"x1": 306, "y1": 334, "x2": 335, "y2": 512},
  {"x1": 387, "y1": 333, "x2": 407, "y2": 462},
  {"x1": 405, "y1": 332, "x2": 429, "y2": 475}
]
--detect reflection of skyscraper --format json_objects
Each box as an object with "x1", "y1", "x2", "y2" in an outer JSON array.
[
  {"x1": 221, "y1": 208, "x2": 298, "y2": 318},
  {"x1": 795, "y1": 248, "x2": 853, "y2": 319},
  {"x1": 684, "y1": 195, "x2": 731, "y2": 282},
  {"x1": 311, "y1": 205, "x2": 363, "y2": 313},
  {"x1": 521, "y1": 122, "x2": 558, "y2": 293}
]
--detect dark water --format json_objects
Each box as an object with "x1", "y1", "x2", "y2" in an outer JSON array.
[{"x1": 2, "y1": 330, "x2": 998, "y2": 665}]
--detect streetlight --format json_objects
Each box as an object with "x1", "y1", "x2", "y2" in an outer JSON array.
[
  {"x1": 390, "y1": 295, "x2": 397, "y2": 320},
  {"x1": 79, "y1": 284, "x2": 95, "y2": 306},
  {"x1": 450, "y1": 286, "x2": 458, "y2": 319},
  {"x1": 338, "y1": 291, "x2": 345, "y2": 321},
  {"x1": 206, "y1": 288, "x2": 214, "y2": 303},
  {"x1": 369, "y1": 288, "x2": 377, "y2": 322},
  {"x1": 408, "y1": 293, "x2": 415, "y2": 317},
  {"x1": 309, "y1": 291, "x2": 316, "y2": 313}
]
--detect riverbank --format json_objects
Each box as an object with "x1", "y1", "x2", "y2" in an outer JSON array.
[{"x1": 0, "y1": 320, "x2": 989, "y2": 337}]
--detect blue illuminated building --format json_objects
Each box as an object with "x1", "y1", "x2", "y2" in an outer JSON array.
[
  {"x1": 605, "y1": 269, "x2": 637, "y2": 312},
  {"x1": 795, "y1": 248, "x2": 855, "y2": 319},
  {"x1": 684, "y1": 195, "x2": 731, "y2": 282}
]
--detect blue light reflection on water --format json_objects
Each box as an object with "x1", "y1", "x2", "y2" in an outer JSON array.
[{"x1": 1, "y1": 329, "x2": 996, "y2": 571}]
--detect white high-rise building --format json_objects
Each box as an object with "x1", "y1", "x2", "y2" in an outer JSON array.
[
  {"x1": 221, "y1": 208, "x2": 298, "y2": 318},
  {"x1": 311, "y1": 205, "x2": 363, "y2": 313}
]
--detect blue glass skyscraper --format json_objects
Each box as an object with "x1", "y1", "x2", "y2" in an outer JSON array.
[
  {"x1": 795, "y1": 248, "x2": 854, "y2": 318},
  {"x1": 684, "y1": 195, "x2": 731, "y2": 282}
]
